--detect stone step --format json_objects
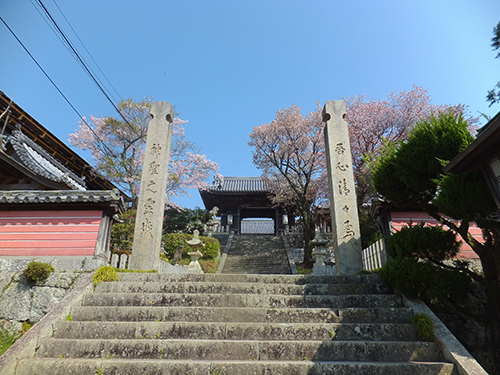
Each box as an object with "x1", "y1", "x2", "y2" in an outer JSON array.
[
  {"x1": 220, "y1": 235, "x2": 292, "y2": 274},
  {"x1": 114, "y1": 272, "x2": 381, "y2": 285},
  {"x1": 82, "y1": 292, "x2": 401, "y2": 309},
  {"x1": 36, "y1": 338, "x2": 443, "y2": 362},
  {"x1": 95, "y1": 280, "x2": 391, "y2": 295},
  {"x1": 71, "y1": 305, "x2": 413, "y2": 324},
  {"x1": 220, "y1": 267, "x2": 291, "y2": 275},
  {"x1": 54, "y1": 321, "x2": 419, "y2": 341},
  {"x1": 15, "y1": 358, "x2": 455, "y2": 375}
]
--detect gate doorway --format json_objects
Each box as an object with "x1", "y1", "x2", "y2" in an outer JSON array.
[
  {"x1": 241, "y1": 218, "x2": 274, "y2": 234},
  {"x1": 199, "y1": 177, "x2": 295, "y2": 235}
]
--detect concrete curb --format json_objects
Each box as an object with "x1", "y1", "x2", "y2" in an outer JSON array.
[
  {"x1": 403, "y1": 296, "x2": 488, "y2": 375},
  {"x1": 0, "y1": 273, "x2": 93, "y2": 375},
  {"x1": 216, "y1": 233, "x2": 234, "y2": 274},
  {"x1": 282, "y1": 236, "x2": 299, "y2": 274}
]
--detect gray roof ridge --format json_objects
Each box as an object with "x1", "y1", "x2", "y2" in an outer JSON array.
[
  {"x1": 0, "y1": 189, "x2": 124, "y2": 206},
  {"x1": 9, "y1": 130, "x2": 86, "y2": 190}
]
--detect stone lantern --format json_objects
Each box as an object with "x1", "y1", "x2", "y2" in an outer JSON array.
[
  {"x1": 186, "y1": 230, "x2": 204, "y2": 274},
  {"x1": 311, "y1": 230, "x2": 330, "y2": 276}
]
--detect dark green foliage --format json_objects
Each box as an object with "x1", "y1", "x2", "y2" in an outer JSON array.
[
  {"x1": 110, "y1": 210, "x2": 136, "y2": 253},
  {"x1": 493, "y1": 21, "x2": 500, "y2": 58},
  {"x1": 372, "y1": 109, "x2": 500, "y2": 370},
  {"x1": 434, "y1": 171, "x2": 496, "y2": 223},
  {"x1": 359, "y1": 211, "x2": 382, "y2": 249},
  {"x1": 23, "y1": 261, "x2": 54, "y2": 284},
  {"x1": 162, "y1": 233, "x2": 220, "y2": 259},
  {"x1": 411, "y1": 313, "x2": 436, "y2": 341},
  {"x1": 386, "y1": 223, "x2": 460, "y2": 262},
  {"x1": 371, "y1": 142, "x2": 420, "y2": 207},
  {"x1": 162, "y1": 233, "x2": 192, "y2": 258},
  {"x1": 163, "y1": 207, "x2": 209, "y2": 235},
  {"x1": 487, "y1": 21, "x2": 500, "y2": 106},
  {"x1": 379, "y1": 257, "x2": 470, "y2": 302},
  {"x1": 373, "y1": 111, "x2": 473, "y2": 207}
]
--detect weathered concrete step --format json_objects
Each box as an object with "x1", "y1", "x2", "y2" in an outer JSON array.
[
  {"x1": 95, "y1": 280, "x2": 390, "y2": 295},
  {"x1": 220, "y1": 267, "x2": 292, "y2": 275},
  {"x1": 54, "y1": 321, "x2": 418, "y2": 341},
  {"x1": 115, "y1": 272, "x2": 382, "y2": 285},
  {"x1": 83, "y1": 292, "x2": 402, "y2": 309},
  {"x1": 71, "y1": 306, "x2": 412, "y2": 323},
  {"x1": 15, "y1": 358, "x2": 455, "y2": 375},
  {"x1": 36, "y1": 339, "x2": 443, "y2": 362}
]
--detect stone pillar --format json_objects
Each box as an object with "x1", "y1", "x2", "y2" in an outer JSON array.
[
  {"x1": 323, "y1": 100, "x2": 363, "y2": 275},
  {"x1": 129, "y1": 102, "x2": 174, "y2": 270}
]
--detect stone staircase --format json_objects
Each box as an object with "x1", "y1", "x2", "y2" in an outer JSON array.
[
  {"x1": 15, "y1": 272, "x2": 455, "y2": 374},
  {"x1": 221, "y1": 234, "x2": 292, "y2": 274}
]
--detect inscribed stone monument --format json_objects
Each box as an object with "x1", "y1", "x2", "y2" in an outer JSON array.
[
  {"x1": 323, "y1": 100, "x2": 363, "y2": 275},
  {"x1": 129, "y1": 101, "x2": 174, "y2": 270}
]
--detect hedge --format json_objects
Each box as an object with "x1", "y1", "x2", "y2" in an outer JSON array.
[{"x1": 162, "y1": 233, "x2": 219, "y2": 259}]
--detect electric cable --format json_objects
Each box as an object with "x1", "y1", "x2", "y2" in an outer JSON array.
[
  {"x1": 31, "y1": 0, "x2": 121, "y2": 105},
  {"x1": 0, "y1": 15, "x2": 117, "y2": 159},
  {"x1": 51, "y1": 0, "x2": 123, "y2": 103},
  {"x1": 33, "y1": 0, "x2": 141, "y2": 137}
]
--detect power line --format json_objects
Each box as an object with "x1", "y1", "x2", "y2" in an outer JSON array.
[
  {"x1": 0, "y1": 15, "x2": 117, "y2": 159},
  {"x1": 33, "y1": 0, "x2": 141, "y2": 137},
  {"x1": 31, "y1": 0, "x2": 122, "y2": 105},
  {"x1": 51, "y1": 0, "x2": 123, "y2": 103}
]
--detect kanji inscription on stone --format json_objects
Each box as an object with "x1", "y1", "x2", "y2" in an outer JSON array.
[
  {"x1": 323, "y1": 100, "x2": 363, "y2": 275},
  {"x1": 129, "y1": 101, "x2": 174, "y2": 271}
]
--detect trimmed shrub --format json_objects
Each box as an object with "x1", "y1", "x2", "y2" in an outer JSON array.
[
  {"x1": 162, "y1": 233, "x2": 220, "y2": 260},
  {"x1": 162, "y1": 233, "x2": 192, "y2": 258},
  {"x1": 386, "y1": 223, "x2": 460, "y2": 262},
  {"x1": 379, "y1": 257, "x2": 471, "y2": 302},
  {"x1": 23, "y1": 261, "x2": 54, "y2": 284},
  {"x1": 201, "y1": 237, "x2": 220, "y2": 259}
]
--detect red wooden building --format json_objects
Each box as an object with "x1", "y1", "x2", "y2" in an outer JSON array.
[
  {"x1": 371, "y1": 201, "x2": 481, "y2": 260},
  {"x1": 0, "y1": 92, "x2": 125, "y2": 266}
]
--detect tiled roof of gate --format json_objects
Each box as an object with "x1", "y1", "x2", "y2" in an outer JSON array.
[{"x1": 207, "y1": 177, "x2": 269, "y2": 193}]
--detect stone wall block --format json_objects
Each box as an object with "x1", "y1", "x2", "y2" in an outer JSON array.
[
  {"x1": 30, "y1": 287, "x2": 66, "y2": 323},
  {"x1": 0, "y1": 272, "x2": 15, "y2": 296},
  {"x1": 0, "y1": 280, "x2": 32, "y2": 321}
]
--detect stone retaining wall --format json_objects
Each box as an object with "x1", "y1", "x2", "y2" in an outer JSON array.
[{"x1": 0, "y1": 270, "x2": 86, "y2": 327}]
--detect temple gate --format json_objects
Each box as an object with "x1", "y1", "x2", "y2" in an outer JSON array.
[{"x1": 199, "y1": 176, "x2": 294, "y2": 235}]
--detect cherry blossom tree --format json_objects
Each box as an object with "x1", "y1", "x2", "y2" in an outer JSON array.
[
  {"x1": 69, "y1": 97, "x2": 219, "y2": 208},
  {"x1": 250, "y1": 87, "x2": 478, "y2": 267},
  {"x1": 249, "y1": 103, "x2": 324, "y2": 268},
  {"x1": 334, "y1": 85, "x2": 479, "y2": 206}
]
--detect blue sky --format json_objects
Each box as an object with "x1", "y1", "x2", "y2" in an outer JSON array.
[{"x1": 1, "y1": 1, "x2": 499, "y2": 209}]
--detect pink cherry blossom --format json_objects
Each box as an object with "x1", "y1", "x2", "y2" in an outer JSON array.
[{"x1": 69, "y1": 97, "x2": 219, "y2": 208}]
